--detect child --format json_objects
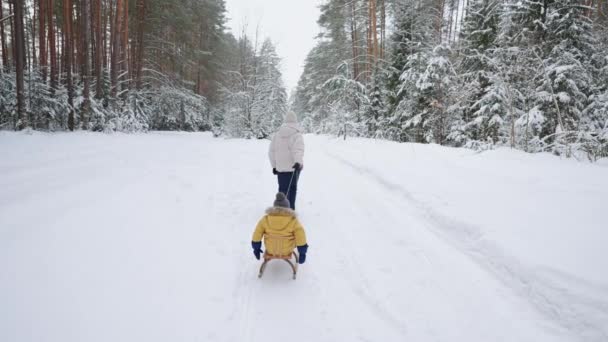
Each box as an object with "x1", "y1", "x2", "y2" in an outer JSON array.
[{"x1": 251, "y1": 192, "x2": 308, "y2": 264}]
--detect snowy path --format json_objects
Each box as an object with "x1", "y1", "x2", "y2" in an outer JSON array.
[{"x1": 1, "y1": 132, "x2": 606, "y2": 342}]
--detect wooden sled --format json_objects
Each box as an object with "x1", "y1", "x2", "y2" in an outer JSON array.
[{"x1": 258, "y1": 234, "x2": 299, "y2": 280}]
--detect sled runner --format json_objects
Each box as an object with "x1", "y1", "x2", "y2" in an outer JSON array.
[{"x1": 258, "y1": 234, "x2": 299, "y2": 280}]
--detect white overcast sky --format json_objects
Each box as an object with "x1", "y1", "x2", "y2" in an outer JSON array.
[{"x1": 224, "y1": 0, "x2": 323, "y2": 94}]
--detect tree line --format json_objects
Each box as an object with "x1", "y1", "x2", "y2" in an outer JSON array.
[
  {"x1": 293, "y1": 0, "x2": 608, "y2": 159},
  {"x1": 0, "y1": 0, "x2": 287, "y2": 136}
]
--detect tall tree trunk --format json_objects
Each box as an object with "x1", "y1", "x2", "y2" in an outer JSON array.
[
  {"x1": 447, "y1": 0, "x2": 454, "y2": 42},
  {"x1": 48, "y1": 0, "x2": 57, "y2": 91},
  {"x1": 90, "y1": 0, "x2": 95, "y2": 75},
  {"x1": 81, "y1": 0, "x2": 91, "y2": 128},
  {"x1": 380, "y1": 0, "x2": 386, "y2": 59},
  {"x1": 111, "y1": 0, "x2": 121, "y2": 98},
  {"x1": 133, "y1": 0, "x2": 145, "y2": 89},
  {"x1": 351, "y1": 0, "x2": 359, "y2": 81},
  {"x1": 438, "y1": 0, "x2": 446, "y2": 41},
  {"x1": 39, "y1": 0, "x2": 47, "y2": 80},
  {"x1": 60, "y1": 14, "x2": 65, "y2": 73},
  {"x1": 1, "y1": 0, "x2": 9, "y2": 71},
  {"x1": 366, "y1": 0, "x2": 372, "y2": 81},
  {"x1": 13, "y1": 0, "x2": 26, "y2": 129},
  {"x1": 94, "y1": 0, "x2": 102, "y2": 98},
  {"x1": 452, "y1": 0, "x2": 459, "y2": 42},
  {"x1": 370, "y1": 0, "x2": 379, "y2": 62},
  {"x1": 9, "y1": 1, "x2": 15, "y2": 67},
  {"x1": 121, "y1": 0, "x2": 129, "y2": 95},
  {"x1": 64, "y1": 0, "x2": 75, "y2": 130},
  {"x1": 104, "y1": 0, "x2": 110, "y2": 70},
  {"x1": 75, "y1": 0, "x2": 81, "y2": 75},
  {"x1": 31, "y1": 1, "x2": 37, "y2": 68}
]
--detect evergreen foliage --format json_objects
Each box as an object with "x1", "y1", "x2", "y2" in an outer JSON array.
[{"x1": 293, "y1": 0, "x2": 608, "y2": 160}]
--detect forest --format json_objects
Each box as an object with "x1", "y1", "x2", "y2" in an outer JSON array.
[
  {"x1": 0, "y1": 0, "x2": 286, "y2": 137},
  {"x1": 293, "y1": 0, "x2": 608, "y2": 159},
  {"x1": 1, "y1": 0, "x2": 607, "y2": 159}
]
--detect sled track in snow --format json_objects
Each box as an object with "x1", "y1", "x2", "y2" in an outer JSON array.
[
  {"x1": 330, "y1": 212, "x2": 410, "y2": 337},
  {"x1": 326, "y1": 151, "x2": 608, "y2": 342}
]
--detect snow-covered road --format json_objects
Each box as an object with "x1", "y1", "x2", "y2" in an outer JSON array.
[{"x1": 1, "y1": 132, "x2": 606, "y2": 342}]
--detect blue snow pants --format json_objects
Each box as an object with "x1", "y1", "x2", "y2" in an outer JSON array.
[{"x1": 277, "y1": 171, "x2": 300, "y2": 210}]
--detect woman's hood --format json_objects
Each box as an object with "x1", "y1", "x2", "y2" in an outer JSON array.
[{"x1": 277, "y1": 123, "x2": 302, "y2": 138}]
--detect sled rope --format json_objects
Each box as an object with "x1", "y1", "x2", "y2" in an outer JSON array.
[
  {"x1": 286, "y1": 169, "x2": 297, "y2": 198},
  {"x1": 286, "y1": 170, "x2": 295, "y2": 197}
]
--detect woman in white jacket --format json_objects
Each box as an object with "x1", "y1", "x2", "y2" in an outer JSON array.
[{"x1": 268, "y1": 111, "x2": 304, "y2": 210}]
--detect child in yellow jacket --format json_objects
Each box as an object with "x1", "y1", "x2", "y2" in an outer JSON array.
[{"x1": 251, "y1": 192, "x2": 308, "y2": 264}]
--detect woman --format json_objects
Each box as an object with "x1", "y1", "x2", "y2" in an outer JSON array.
[{"x1": 268, "y1": 111, "x2": 304, "y2": 210}]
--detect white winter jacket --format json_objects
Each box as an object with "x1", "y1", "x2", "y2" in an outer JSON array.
[{"x1": 269, "y1": 123, "x2": 305, "y2": 172}]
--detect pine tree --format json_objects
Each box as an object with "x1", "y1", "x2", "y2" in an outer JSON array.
[
  {"x1": 251, "y1": 39, "x2": 287, "y2": 137},
  {"x1": 452, "y1": 0, "x2": 504, "y2": 145},
  {"x1": 386, "y1": 0, "x2": 440, "y2": 142},
  {"x1": 366, "y1": 68, "x2": 385, "y2": 137},
  {"x1": 412, "y1": 43, "x2": 456, "y2": 144},
  {"x1": 534, "y1": 0, "x2": 597, "y2": 142}
]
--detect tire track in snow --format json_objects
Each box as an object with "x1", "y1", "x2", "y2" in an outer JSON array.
[{"x1": 325, "y1": 151, "x2": 608, "y2": 342}]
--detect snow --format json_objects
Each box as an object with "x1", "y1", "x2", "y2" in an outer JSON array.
[
  {"x1": 1, "y1": 132, "x2": 607, "y2": 342},
  {"x1": 558, "y1": 91, "x2": 572, "y2": 104}
]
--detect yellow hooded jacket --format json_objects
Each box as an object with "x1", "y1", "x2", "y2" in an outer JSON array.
[{"x1": 252, "y1": 207, "x2": 307, "y2": 256}]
